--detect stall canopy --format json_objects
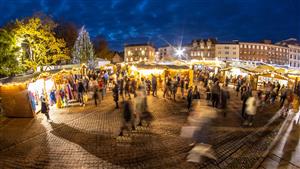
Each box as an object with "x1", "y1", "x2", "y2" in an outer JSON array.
[{"x1": 251, "y1": 64, "x2": 275, "y2": 73}]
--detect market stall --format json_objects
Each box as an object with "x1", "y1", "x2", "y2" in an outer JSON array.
[
  {"x1": 0, "y1": 82, "x2": 34, "y2": 117},
  {"x1": 220, "y1": 67, "x2": 256, "y2": 87},
  {"x1": 256, "y1": 72, "x2": 292, "y2": 90},
  {"x1": 131, "y1": 63, "x2": 193, "y2": 87}
]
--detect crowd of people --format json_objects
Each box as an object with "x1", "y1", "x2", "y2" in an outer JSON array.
[{"x1": 40, "y1": 67, "x2": 300, "y2": 128}]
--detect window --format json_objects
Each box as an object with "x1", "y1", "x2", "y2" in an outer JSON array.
[
  {"x1": 225, "y1": 46, "x2": 230, "y2": 49},
  {"x1": 256, "y1": 45, "x2": 259, "y2": 49},
  {"x1": 225, "y1": 52, "x2": 229, "y2": 55},
  {"x1": 233, "y1": 52, "x2": 236, "y2": 55},
  {"x1": 141, "y1": 50, "x2": 145, "y2": 55}
]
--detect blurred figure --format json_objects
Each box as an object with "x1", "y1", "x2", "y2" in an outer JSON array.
[
  {"x1": 146, "y1": 78, "x2": 151, "y2": 95},
  {"x1": 241, "y1": 90, "x2": 251, "y2": 119},
  {"x1": 282, "y1": 91, "x2": 293, "y2": 118},
  {"x1": 211, "y1": 81, "x2": 220, "y2": 108},
  {"x1": 119, "y1": 77, "x2": 124, "y2": 101},
  {"x1": 280, "y1": 85, "x2": 287, "y2": 107},
  {"x1": 78, "y1": 80, "x2": 85, "y2": 106},
  {"x1": 41, "y1": 97, "x2": 51, "y2": 122},
  {"x1": 112, "y1": 81, "x2": 119, "y2": 109},
  {"x1": 152, "y1": 75, "x2": 157, "y2": 97},
  {"x1": 124, "y1": 77, "x2": 131, "y2": 99},
  {"x1": 180, "y1": 77, "x2": 185, "y2": 99},
  {"x1": 171, "y1": 77, "x2": 178, "y2": 101},
  {"x1": 163, "y1": 77, "x2": 171, "y2": 98},
  {"x1": 220, "y1": 88, "x2": 230, "y2": 117},
  {"x1": 187, "y1": 86, "x2": 193, "y2": 111},
  {"x1": 193, "y1": 86, "x2": 200, "y2": 99},
  {"x1": 244, "y1": 93, "x2": 257, "y2": 126},
  {"x1": 119, "y1": 100, "x2": 135, "y2": 136},
  {"x1": 135, "y1": 86, "x2": 147, "y2": 126}
]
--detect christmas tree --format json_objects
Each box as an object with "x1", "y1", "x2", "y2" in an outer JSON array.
[{"x1": 72, "y1": 26, "x2": 94, "y2": 68}]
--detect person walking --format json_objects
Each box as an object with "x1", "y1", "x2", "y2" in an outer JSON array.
[
  {"x1": 187, "y1": 86, "x2": 193, "y2": 111},
  {"x1": 131, "y1": 78, "x2": 137, "y2": 97},
  {"x1": 41, "y1": 97, "x2": 51, "y2": 122},
  {"x1": 280, "y1": 85, "x2": 287, "y2": 107},
  {"x1": 78, "y1": 80, "x2": 85, "y2": 106},
  {"x1": 180, "y1": 78, "x2": 185, "y2": 99},
  {"x1": 146, "y1": 78, "x2": 151, "y2": 95},
  {"x1": 119, "y1": 100, "x2": 135, "y2": 136},
  {"x1": 112, "y1": 81, "x2": 119, "y2": 109},
  {"x1": 119, "y1": 77, "x2": 125, "y2": 101},
  {"x1": 124, "y1": 78, "x2": 131, "y2": 99},
  {"x1": 220, "y1": 88, "x2": 230, "y2": 117},
  {"x1": 163, "y1": 77, "x2": 171, "y2": 98},
  {"x1": 245, "y1": 93, "x2": 257, "y2": 126},
  {"x1": 152, "y1": 75, "x2": 157, "y2": 97},
  {"x1": 282, "y1": 91, "x2": 293, "y2": 118},
  {"x1": 241, "y1": 90, "x2": 251, "y2": 119},
  {"x1": 211, "y1": 81, "x2": 221, "y2": 108},
  {"x1": 193, "y1": 86, "x2": 200, "y2": 99},
  {"x1": 171, "y1": 77, "x2": 178, "y2": 101}
]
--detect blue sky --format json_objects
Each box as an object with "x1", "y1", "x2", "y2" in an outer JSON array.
[{"x1": 0, "y1": 0, "x2": 299, "y2": 50}]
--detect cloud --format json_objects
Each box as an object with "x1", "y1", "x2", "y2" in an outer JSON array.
[{"x1": 0, "y1": 0, "x2": 299, "y2": 50}]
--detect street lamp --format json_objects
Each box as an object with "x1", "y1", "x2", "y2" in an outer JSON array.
[{"x1": 175, "y1": 47, "x2": 185, "y2": 59}]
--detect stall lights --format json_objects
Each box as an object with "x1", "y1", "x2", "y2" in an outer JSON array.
[{"x1": 139, "y1": 69, "x2": 164, "y2": 76}]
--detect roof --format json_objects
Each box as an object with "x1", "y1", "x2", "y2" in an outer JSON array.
[
  {"x1": 124, "y1": 43, "x2": 155, "y2": 48},
  {"x1": 216, "y1": 42, "x2": 239, "y2": 45},
  {"x1": 192, "y1": 38, "x2": 217, "y2": 43},
  {"x1": 276, "y1": 38, "x2": 300, "y2": 46},
  {"x1": 136, "y1": 63, "x2": 189, "y2": 70}
]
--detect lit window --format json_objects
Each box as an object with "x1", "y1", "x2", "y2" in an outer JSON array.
[
  {"x1": 141, "y1": 50, "x2": 145, "y2": 55},
  {"x1": 144, "y1": 57, "x2": 147, "y2": 61},
  {"x1": 130, "y1": 57, "x2": 133, "y2": 61}
]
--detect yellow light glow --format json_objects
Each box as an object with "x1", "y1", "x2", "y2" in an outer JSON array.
[
  {"x1": 139, "y1": 69, "x2": 164, "y2": 76},
  {"x1": 131, "y1": 65, "x2": 137, "y2": 71}
]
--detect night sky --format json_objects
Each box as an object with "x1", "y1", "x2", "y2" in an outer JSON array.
[{"x1": 0, "y1": 0, "x2": 299, "y2": 51}]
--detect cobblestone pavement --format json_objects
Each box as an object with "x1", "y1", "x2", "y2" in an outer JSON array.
[{"x1": 0, "y1": 87, "x2": 284, "y2": 169}]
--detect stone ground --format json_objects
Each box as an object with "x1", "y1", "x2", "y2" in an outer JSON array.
[{"x1": 0, "y1": 86, "x2": 292, "y2": 169}]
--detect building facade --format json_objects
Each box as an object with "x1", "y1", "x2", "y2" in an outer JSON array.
[
  {"x1": 239, "y1": 42, "x2": 289, "y2": 65},
  {"x1": 124, "y1": 44, "x2": 155, "y2": 62},
  {"x1": 158, "y1": 46, "x2": 173, "y2": 59},
  {"x1": 112, "y1": 52, "x2": 123, "y2": 63},
  {"x1": 215, "y1": 43, "x2": 239, "y2": 61},
  {"x1": 190, "y1": 38, "x2": 217, "y2": 60},
  {"x1": 288, "y1": 44, "x2": 300, "y2": 68}
]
